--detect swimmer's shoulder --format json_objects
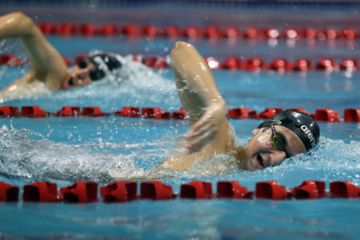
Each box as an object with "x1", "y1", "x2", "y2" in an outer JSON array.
[{"x1": 226, "y1": 122, "x2": 237, "y2": 151}]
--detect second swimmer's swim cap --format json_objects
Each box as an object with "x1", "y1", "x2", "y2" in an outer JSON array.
[
  {"x1": 257, "y1": 110, "x2": 320, "y2": 151},
  {"x1": 87, "y1": 53, "x2": 122, "y2": 81}
]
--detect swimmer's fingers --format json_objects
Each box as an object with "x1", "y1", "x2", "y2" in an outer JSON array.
[
  {"x1": 185, "y1": 102, "x2": 227, "y2": 154},
  {"x1": 189, "y1": 103, "x2": 225, "y2": 134},
  {"x1": 186, "y1": 121, "x2": 212, "y2": 152},
  {"x1": 186, "y1": 113, "x2": 222, "y2": 153},
  {"x1": 187, "y1": 117, "x2": 211, "y2": 139}
]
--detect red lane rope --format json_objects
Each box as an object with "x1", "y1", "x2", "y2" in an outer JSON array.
[
  {"x1": 0, "y1": 106, "x2": 359, "y2": 122},
  {"x1": 1, "y1": 53, "x2": 358, "y2": 72},
  {"x1": 34, "y1": 22, "x2": 359, "y2": 41},
  {"x1": 1, "y1": 180, "x2": 359, "y2": 203}
]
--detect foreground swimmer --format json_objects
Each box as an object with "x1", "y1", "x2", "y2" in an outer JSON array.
[
  {"x1": 0, "y1": 12, "x2": 123, "y2": 100},
  {"x1": 158, "y1": 41, "x2": 320, "y2": 171}
]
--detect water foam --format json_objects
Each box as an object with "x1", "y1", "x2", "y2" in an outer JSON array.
[
  {"x1": 0, "y1": 46, "x2": 177, "y2": 107},
  {"x1": 0, "y1": 123, "x2": 189, "y2": 182},
  {"x1": 0, "y1": 124, "x2": 146, "y2": 182},
  {"x1": 46, "y1": 55, "x2": 177, "y2": 108},
  {"x1": 0, "y1": 123, "x2": 359, "y2": 183}
]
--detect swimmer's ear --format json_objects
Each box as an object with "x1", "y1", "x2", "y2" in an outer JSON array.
[{"x1": 252, "y1": 128, "x2": 260, "y2": 136}]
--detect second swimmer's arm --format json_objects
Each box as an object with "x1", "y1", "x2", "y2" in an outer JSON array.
[
  {"x1": 0, "y1": 12, "x2": 68, "y2": 91},
  {"x1": 171, "y1": 41, "x2": 228, "y2": 154}
]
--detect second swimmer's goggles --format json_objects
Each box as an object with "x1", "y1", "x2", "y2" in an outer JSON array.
[
  {"x1": 74, "y1": 53, "x2": 122, "y2": 84},
  {"x1": 77, "y1": 60, "x2": 106, "y2": 81}
]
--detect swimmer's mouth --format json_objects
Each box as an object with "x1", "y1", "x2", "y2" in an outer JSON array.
[
  {"x1": 257, "y1": 154, "x2": 266, "y2": 168},
  {"x1": 68, "y1": 77, "x2": 74, "y2": 86},
  {"x1": 62, "y1": 77, "x2": 75, "y2": 89}
]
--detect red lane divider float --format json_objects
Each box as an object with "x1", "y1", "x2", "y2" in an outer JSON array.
[
  {"x1": 0, "y1": 54, "x2": 27, "y2": 67},
  {"x1": 330, "y1": 181, "x2": 360, "y2": 198},
  {"x1": 60, "y1": 181, "x2": 98, "y2": 203},
  {"x1": 78, "y1": 55, "x2": 359, "y2": 73},
  {"x1": 140, "y1": 181, "x2": 176, "y2": 200},
  {"x1": 180, "y1": 181, "x2": 213, "y2": 199},
  {"x1": 344, "y1": 108, "x2": 360, "y2": 122},
  {"x1": 255, "y1": 181, "x2": 290, "y2": 200},
  {"x1": 21, "y1": 106, "x2": 50, "y2": 118},
  {"x1": 172, "y1": 108, "x2": 186, "y2": 120},
  {"x1": 217, "y1": 181, "x2": 253, "y2": 199},
  {"x1": 0, "y1": 106, "x2": 359, "y2": 122},
  {"x1": 141, "y1": 107, "x2": 171, "y2": 119},
  {"x1": 100, "y1": 181, "x2": 138, "y2": 203},
  {"x1": 227, "y1": 108, "x2": 257, "y2": 119},
  {"x1": 314, "y1": 108, "x2": 340, "y2": 122},
  {"x1": 80, "y1": 107, "x2": 110, "y2": 117},
  {"x1": 2, "y1": 53, "x2": 360, "y2": 74},
  {"x1": 0, "y1": 182, "x2": 19, "y2": 202},
  {"x1": 289, "y1": 181, "x2": 328, "y2": 199},
  {"x1": 53, "y1": 106, "x2": 81, "y2": 117},
  {"x1": 1, "y1": 180, "x2": 359, "y2": 203},
  {"x1": 0, "y1": 106, "x2": 20, "y2": 117},
  {"x1": 0, "y1": 54, "x2": 14, "y2": 65},
  {"x1": 34, "y1": 22, "x2": 360, "y2": 41},
  {"x1": 23, "y1": 181, "x2": 59, "y2": 202},
  {"x1": 212, "y1": 57, "x2": 360, "y2": 72},
  {"x1": 114, "y1": 107, "x2": 140, "y2": 118}
]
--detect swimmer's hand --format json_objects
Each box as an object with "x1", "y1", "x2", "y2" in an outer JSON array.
[{"x1": 185, "y1": 101, "x2": 226, "y2": 154}]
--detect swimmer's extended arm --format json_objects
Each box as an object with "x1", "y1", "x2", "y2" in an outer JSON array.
[
  {"x1": 170, "y1": 41, "x2": 229, "y2": 154},
  {"x1": 0, "y1": 12, "x2": 68, "y2": 91},
  {"x1": 157, "y1": 41, "x2": 231, "y2": 171}
]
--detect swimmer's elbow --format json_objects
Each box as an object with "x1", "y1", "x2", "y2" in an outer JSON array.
[
  {"x1": 170, "y1": 41, "x2": 196, "y2": 68},
  {"x1": 11, "y1": 12, "x2": 27, "y2": 18},
  {"x1": 173, "y1": 41, "x2": 192, "y2": 48},
  {"x1": 7, "y1": 12, "x2": 35, "y2": 35},
  {"x1": 11, "y1": 12, "x2": 32, "y2": 24},
  {"x1": 171, "y1": 41, "x2": 193, "y2": 56}
]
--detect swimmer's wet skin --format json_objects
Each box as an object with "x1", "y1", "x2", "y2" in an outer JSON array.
[
  {"x1": 158, "y1": 41, "x2": 320, "y2": 172},
  {"x1": 0, "y1": 12, "x2": 124, "y2": 101}
]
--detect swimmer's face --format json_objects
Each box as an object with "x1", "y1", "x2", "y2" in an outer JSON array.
[
  {"x1": 243, "y1": 126, "x2": 306, "y2": 170},
  {"x1": 62, "y1": 60, "x2": 95, "y2": 89}
]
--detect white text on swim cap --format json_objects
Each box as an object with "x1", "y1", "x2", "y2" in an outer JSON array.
[
  {"x1": 300, "y1": 125, "x2": 316, "y2": 148},
  {"x1": 93, "y1": 56, "x2": 109, "y2": 71}
]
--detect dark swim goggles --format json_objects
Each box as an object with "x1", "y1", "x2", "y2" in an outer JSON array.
[
  {"x1": 270, "y1": 125, "x2": 290, "y2": 158},
  {"x1": 77, "y1": 60, "x2": 106, "y2": 81}
]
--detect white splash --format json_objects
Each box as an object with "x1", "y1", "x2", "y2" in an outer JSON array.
[
  {"x1": 0, "y1": 124, "x2": 145, "y2": 182},
  {"x1": 0, "y1": 124, "x2": 359, "y2": 183}
]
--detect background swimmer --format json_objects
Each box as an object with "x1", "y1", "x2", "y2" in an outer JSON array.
[
  {"x1": 158, "y1": 41, "x2": 320, "y2": 171},
  {"x1": 0, "y1": 12, "x2": 124, "y2": 101}
]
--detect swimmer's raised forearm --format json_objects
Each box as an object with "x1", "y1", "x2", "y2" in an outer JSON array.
[
  {"x1": 0, "y1": 12, "x2": 68, "y2": 91},
  {"x1": 171, "y1": 41, "x2": 224, "y2": 108},
  {"x1": 170, "y1": 41, "x2": 228, "y2": 154}
]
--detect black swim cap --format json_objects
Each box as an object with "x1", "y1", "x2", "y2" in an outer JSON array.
[
  {"x1": 257, "y1": 110, "x2": 320, "y2": 151},
  {"x1": 87, "y1": 53, "x2": 122, "y2": 81}
]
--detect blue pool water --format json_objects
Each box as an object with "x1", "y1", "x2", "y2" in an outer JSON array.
[{"x1": 1, "y1": 3, "x2": 360, "y2": 239}]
